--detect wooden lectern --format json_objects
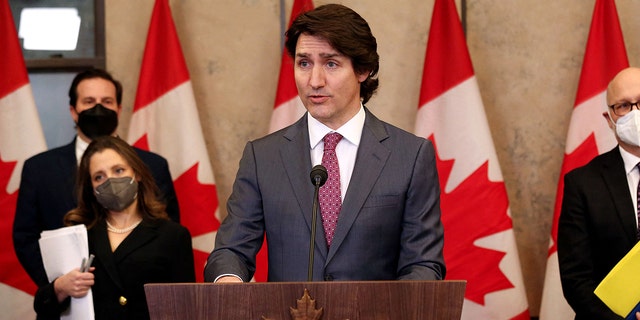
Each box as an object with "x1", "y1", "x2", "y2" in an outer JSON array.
[{"x1": 145, "y1": 280, "x2": 466, "y2": 320}]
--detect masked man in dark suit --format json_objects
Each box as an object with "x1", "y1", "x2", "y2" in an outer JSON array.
[
  {"x1": 559, "y1": 67, "x2": 640, "y2": 320},
  {"x1": 13, "y1": 68, "x2": 179, "y2": 287},
  {"x1": 205, "y1": 4, "x2": 445, "y2": 283}
]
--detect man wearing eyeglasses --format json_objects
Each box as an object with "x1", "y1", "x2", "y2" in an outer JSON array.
[{"x1": 558, "y1": 67, "x2": 640, "y2": 320}]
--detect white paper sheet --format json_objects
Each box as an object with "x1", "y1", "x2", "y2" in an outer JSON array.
[{"x1": 39, "y1": 224, "x2": 94, "y2": 320}]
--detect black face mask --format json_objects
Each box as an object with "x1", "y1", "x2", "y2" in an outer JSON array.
[{"x1": 77, "y1": 104, "x2": 118, "y2": 139}]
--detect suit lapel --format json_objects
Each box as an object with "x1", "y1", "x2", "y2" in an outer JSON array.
[
  {"x1": 92, "y1": 222, "x2": 125, "y2": 291},
  {"x1": 281, "y1": 116, "x2": 330, "y2": 256},
  {"x1": 327, "y1": 111, "x2": 390, "y2": 261},
  {"x1": 112, "y1": 221, "x2": 158, "y2": 262},
  {"x1": 601, "y1": 148, "x2": 638, "y2": 243},
  {"x1": 92, "y1": 220, "x2": 159, "y2": 291}
]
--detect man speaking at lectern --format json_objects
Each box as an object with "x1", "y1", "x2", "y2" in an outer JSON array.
[{"x1": 204, "y1": 4, "x2": 445, "y2": 283}]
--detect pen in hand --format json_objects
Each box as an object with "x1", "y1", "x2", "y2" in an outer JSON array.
[{"x1": 80, "y1": 254, "x2": 95, "y2": 272}]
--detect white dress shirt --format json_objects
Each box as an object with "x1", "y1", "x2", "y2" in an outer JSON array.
[
  {"x1": 308, "y1": 105, "x2": 366, "y2": 200},
  {"x1": 75, "y1": 136, "x2": 90, "y2": 164},
  {"x1": 619, "y1": 147, "x2": 640, "y2": 227}
]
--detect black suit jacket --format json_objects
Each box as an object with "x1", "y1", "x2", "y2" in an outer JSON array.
[
  {"x1": 205, "y1": 109, "x2": 445, "y2": 282},
  {"x1": 13, "y1": 138, "x2": 180, "y2": 286},
  {"x1": 34, "y1": 219, "x2": 195, "y2": 320},
  {"x1": 558, "y1": 146, "x2": 637, "y2": 320}
]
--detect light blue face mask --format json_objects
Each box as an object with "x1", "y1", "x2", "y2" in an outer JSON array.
[
  {"x1": 94, "y1": 176, "x2": 138, "y2": 211},
  {"x1": 615, "y1": 109, "x2": 640, "y2": 147}
]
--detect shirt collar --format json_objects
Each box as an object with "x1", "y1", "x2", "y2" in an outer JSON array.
[
  {"x1": 619, "y1": 146, "x2": 640, "y2": 174},
  {"x1": 308, "y1": 105, "x2": 365, "y2": 149},
  {"x1": 75, "y1": 136, "x2": 90, "y2": 164}
]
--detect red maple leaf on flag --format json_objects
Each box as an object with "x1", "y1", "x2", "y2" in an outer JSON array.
[
  {"x1": 0, "y1": 156, "x2": 36, "y2": 294},
  {"x1": 432, "y1": 139, "x2": 513, "y2": 305},
  {"x1": 173, "y1": 163, "x2": 219, "y2": 283},
  {"x1": 132, "y1": 134, "x2": 151, "y2": 151},
  {"x1": 174, "y1": 164, "x2": 220, "y2": 235}
]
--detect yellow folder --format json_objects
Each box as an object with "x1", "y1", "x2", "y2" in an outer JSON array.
[{"x1": 594, "y1": 241, "x2": 640, "y2": 318}]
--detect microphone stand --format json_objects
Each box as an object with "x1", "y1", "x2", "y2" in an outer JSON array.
[
  {"x1": 308, "y1": 165, "x2": 326, "y2": 282},
  {"x1": 309, "y1": 175, "x2": 321, "y2": 282}
]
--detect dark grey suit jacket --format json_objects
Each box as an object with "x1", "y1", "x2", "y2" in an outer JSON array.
[
  {"x1": 13, "y1": 138, "x2": 180, "y2": 287},
  {"x1": 205, "y1": 109, "x2": 445, "y2": 282},
  {"x1": 558, "y1": 146, "x2": 637, "y2": 320}
]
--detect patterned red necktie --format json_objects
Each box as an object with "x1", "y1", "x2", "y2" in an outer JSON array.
[{"x1": 319, "y1": 132, "x2": 343, "y2": 246}]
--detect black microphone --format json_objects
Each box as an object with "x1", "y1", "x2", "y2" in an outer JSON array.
[
  {"x1": 310, "y1": 165, "x2": 328, "y2": 187},
  {"x1": 308, "y1": 165, "x2": 327, "y2": 281}
]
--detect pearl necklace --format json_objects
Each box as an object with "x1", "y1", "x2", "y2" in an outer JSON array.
[{"x1": 106, "y1": 219, "x2": 142, "y2": 234}]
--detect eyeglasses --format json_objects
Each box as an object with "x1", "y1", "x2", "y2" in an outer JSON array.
[{"x1": 609, "y1": 101, "x2": 640, "y2": 116}]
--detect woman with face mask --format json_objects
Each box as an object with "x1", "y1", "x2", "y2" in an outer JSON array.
[{"x1": 33, "y1": 136, "x2": 195, "y2": 320}]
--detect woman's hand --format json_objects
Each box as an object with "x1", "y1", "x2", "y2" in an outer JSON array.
[{"x1": 53, "y1": 267, "x2": 95, "y2": 302}]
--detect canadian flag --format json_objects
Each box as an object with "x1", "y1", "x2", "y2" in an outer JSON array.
[
  {"x1": 539, "y1": 0, "x2": 628, "y2": 319},
  {"x1": 127, "y1": 0, "x2": 219, "y2": 282},
  {"x1": 0, "y1": 0, "x2": 47, "y2": 317},
  {"x1": 252, "y1": 0, "x2": 314, "y2": 282},
  {"x1": 415, "y1": 0, "x2": 529, "y2": 318},
  {"x1": 268, "y1": 0, "x2": 313, "y2": 134}
]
